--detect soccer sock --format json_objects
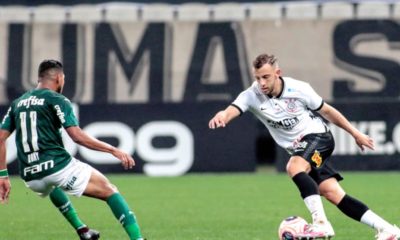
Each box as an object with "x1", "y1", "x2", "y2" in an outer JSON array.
[
  {"x1": 304, "y1": 195, "x2": 329, "y2": 224},
  {"x1": 336, "y1": 195, "x2": 397, "y2": 232},
  {"x1": 360, "y1": 210, "x2": 397, "y2": 232},
  {"x1": 360, "y1": 209, "x2": 399, "y2": 233},
  {"x1": 292, "y1": 172, "x2": 328, "y2": 224},
  {"x1": 49, "y1": 187, "x2": 86, "y2": 230},
  {"x1": 292, "y1": 172, "x2": 319, "y2": 198},
  {"x1": 336, "y1": 194, "x2": 368, "y2": 221},
  {"x1": 107, "y1": 192, "x2": 142, "y2": 240}
]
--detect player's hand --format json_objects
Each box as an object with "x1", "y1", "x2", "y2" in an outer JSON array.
[
  {"x1": 209, "y1": 111, "x2": 227, "y2": 129},
  {"x1": 354, "y1": 132, "x2": 374, "y2": 151},
  {"x1": 111, "y1": 148, "x2": 135, "y2": 170},
  {"x1": 0, "y1": 177, "x2": 11, "y2": 204}
]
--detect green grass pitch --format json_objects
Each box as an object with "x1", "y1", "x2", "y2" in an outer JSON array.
[{"x1": 1, "y1": 171, "x2": 399, "y2": 239}]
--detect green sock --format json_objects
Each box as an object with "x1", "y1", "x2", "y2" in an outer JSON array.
[
  {"x1": 107, "y1": 192, "x2": 142, "y2": 240},
  {"x1": 49, "y1": 187, "x2": 86, "y2": 230}
]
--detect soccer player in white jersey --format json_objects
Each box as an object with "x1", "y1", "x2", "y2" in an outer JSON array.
[{"x1": 209, "y1": 53, "x2": 400, "y2": 240}]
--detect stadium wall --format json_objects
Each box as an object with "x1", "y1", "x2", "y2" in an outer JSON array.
[{"x1": 1, "y1": 1, "x2": 400, "y2": 175}]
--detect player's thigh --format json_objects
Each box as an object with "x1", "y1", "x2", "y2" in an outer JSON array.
[
  {"x1": 319, "y1": 177, "x2": 346, "y2": 205},
  {"x1": 55, "y1": 158, "x2": 94, "y2": 197},
  {"x1": 83, "y1": 168, "x2": 117, "y2": 200}
]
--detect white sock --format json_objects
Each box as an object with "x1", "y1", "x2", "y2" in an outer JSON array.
[
  {"x1": 304, "y1": 194, "x2": 329, "y2": 224},
  {"x1": 360, "y1": 210, "x2": 396, "y2": 233}
]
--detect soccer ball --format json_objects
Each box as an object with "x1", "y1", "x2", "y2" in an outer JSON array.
[{"x1": 278, "y1": 216, "x2": 308, "y2": 240}]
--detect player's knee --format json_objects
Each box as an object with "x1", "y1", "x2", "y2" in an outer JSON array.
[
  {"x1": 286, "y1": 162, "x2": 299, "y2": 177},
  {"x1": 93, "y1": 179, "x2": 118, "y2": 200},
  {"x1": 320, "y1": 186, "x2": 345, "y2": 204},
  {"x1": 103, "y1": 182, "x2": 118, "y2": 195},
  {"x1": 109, "y1": 183, "x2": 118, "y2": 192},
  {"x1": 320, "y1": 189, "x2": 334, "y2": 203},
  {"x1": 285, "y1": 163, "x2": 295, "y2": 176},
  {"x1": 286, "y1": 157, "x2": 310, "y2": 177},
  {"x1": 319, "y1": 178, "x2": 346, "y2": 204}
]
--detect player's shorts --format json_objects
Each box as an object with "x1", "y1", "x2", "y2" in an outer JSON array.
[
  {"x1": 292, "y1": 131, "x2": 343, "y2": 185},
  {"x1": 24, "y1": 158, "x2": 93, "y2": 197}
]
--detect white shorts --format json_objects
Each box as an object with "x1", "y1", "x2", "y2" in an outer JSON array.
[{"x1": 25, "y1": 158, "x2": 93, "y2": 197}]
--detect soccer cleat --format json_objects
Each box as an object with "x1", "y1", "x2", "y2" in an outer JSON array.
[
  {"x1": 375, "y1": 225, "x2": 400, "y2": 240},
  {"x1": 77, "y1": 227, "x2": 100, "y2": 240},
  {"x1": 296, "y1": 221, "x2": 335, "y2": 240}
]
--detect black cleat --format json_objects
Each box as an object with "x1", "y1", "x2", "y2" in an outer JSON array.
[{"x1": 77, "y1": 227, "x2": 100, "y2": 240}]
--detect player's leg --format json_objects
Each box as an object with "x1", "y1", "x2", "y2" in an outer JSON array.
[
  {"x1": 49, "y1": 187, "x2": 88, "y2": 232},
  {"x1": 287, "y1": 156, "x2": 334, "y2": 238},
  {"x1": 319, "y1": 178, "x2": 400, "y2": 239},
  {"x1": 25, "y1": 172, "x2": 99, "y2": 240},
  {"x1": 83, "y1": 168, "x2": 144, "y2": 240}
]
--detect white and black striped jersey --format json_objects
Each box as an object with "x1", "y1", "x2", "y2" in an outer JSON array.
[{"x1": 232, "y1": 77, "x2": 328, "y2": 153}]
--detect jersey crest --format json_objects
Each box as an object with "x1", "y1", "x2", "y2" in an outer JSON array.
[{"x1": 284, "y1": 99, "x2": 298, "y2": 113}]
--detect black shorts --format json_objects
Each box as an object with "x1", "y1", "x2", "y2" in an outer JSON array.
[{"x1": 292, "y1": 131, "x2": 343, "y2": 185}]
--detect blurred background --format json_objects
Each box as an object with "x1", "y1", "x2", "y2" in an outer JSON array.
[{"x1": 1, "y1": 0, "x2": 400, "y2": 176}]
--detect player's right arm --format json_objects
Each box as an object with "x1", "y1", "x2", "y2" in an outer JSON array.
[
  {"x1": 65, "y1": 126, "x2": 135, "y2": 170},
  {"x1": 0, "y1": 105, "x2": 14, "y2": 204},
  {"x1": 0, "y1": 129, "x2": 11, "y2": 204},
  {"x1": 52, "y1": 94, "x2": 135, "y2": 170},
  {"x1": 209, "y1": 105, "x2": 241, "y2": 129}
]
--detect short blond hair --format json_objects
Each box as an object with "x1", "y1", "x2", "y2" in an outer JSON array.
[{"x1": 253, "y1": 54, "x2": 278, "y2": 69}]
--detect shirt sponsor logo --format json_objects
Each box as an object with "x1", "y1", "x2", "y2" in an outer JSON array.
[
  {"x1": 65, "y1": 176, "x2": 77, "y2": 190},
  {"x1": 266, "y1": 117, "x2": 299, "y2": 130},
  {"x1": 54, "y1": 105, "x2": 66, "y2": 123},
  {"x1": 311, "y1": 150, "x2": 322, "y2": 168},
  {"x1": 23, "y1": 160, "x2": 54, "y2": 176},
  {"x1": 17, "y1": 96, "x2": 45, "y2": 109},
  {"x1": 293, "y1": 141, "x2": 308, "y2": 152}
]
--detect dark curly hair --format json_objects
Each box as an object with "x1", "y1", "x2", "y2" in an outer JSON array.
[{"x1": 38, "y1": 59, "x2": 63, "y2": 77}]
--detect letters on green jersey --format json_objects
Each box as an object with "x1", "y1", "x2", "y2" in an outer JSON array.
[
  {"x1": 16, "y1": 96, "x2": 45, "y2": 108},
  {"x1": 0, "y1": 89, "x2": 77, "y2": 181},
  {"x1": 23, "y1": 160, "x2": 54, "y2": 177},
  {"x1": 54, "y1": 105, "x2": 66, "y2": 123}
]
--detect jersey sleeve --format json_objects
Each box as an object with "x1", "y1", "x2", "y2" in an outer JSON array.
[
  {"x1": 303, "y1": 83, "x2": 324, "y2": 111},
  {"x1": 232, "y1": 89, "x2": 252, "y2": 114},
  {"x1": 0, "y1": 106, "x2": 15, "y2": 132},
  {"x1": 52, "y1": 95, "x2": 79, "y2": 128}
]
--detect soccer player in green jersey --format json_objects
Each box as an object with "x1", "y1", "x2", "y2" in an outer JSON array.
[{"x1": 0, "y1": 60, "x2": 144, "y2": 240}]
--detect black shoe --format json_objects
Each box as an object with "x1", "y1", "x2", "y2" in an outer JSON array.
[{"x1": 77, "y1": 227, "x2": 100, "y2": 240}]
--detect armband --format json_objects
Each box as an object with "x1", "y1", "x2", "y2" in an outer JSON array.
[{"x1": 0, "y1": 169, "x2": 9, "y2": 178}]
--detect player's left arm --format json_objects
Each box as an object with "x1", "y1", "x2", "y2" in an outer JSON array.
[
  {"x1": 318, "y1": 102, "x2": 374, "y2": 151},
  {"x1": 0, "y1": 129, "x2": 11, "y2": 204},
  {"x1": 65, "y1": 126, "x2": 135, "y2": 169}
]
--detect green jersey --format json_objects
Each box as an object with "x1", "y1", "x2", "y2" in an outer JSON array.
[{"x1": 0, "y1": 88, "x2": 79, "y2": 181}]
